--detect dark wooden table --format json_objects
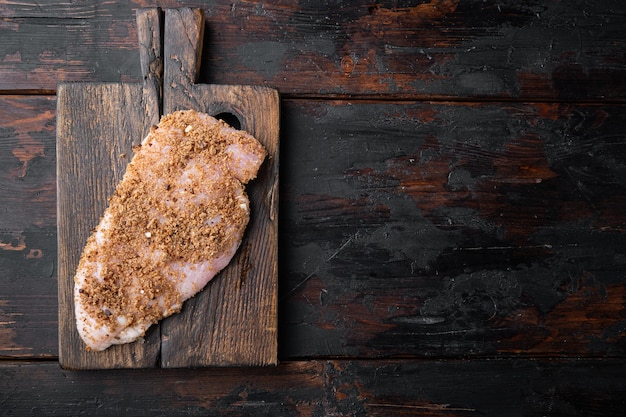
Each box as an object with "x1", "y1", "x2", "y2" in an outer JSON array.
[{"x1": 2, "y1": 0, "x2": 626, "y2": 415}]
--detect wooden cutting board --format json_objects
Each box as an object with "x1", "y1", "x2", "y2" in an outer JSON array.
[{"x1": 57, "y1": 8, "x2": 279, "y2": 370}]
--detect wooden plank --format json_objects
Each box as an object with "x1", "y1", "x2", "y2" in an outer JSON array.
[
  {"x1": 56, "y1": 83, "x2": 161, "y2": 369},
  {"x1": 3, "y1": 97, "x2": 626, "y2": 361},
  {"x1": 0, "y1": 95, "x2": 57, "y2": 358},
  {"x1": 278, "y1": 99, "x2": 626, "y2": 358},
  {"x1": 56, "y1": 10, "x2": 162, "y2": 369},
  {"x1": 1, "y1": 359, "x2": 625, "y2": 415},
  {"x1": 1, "y1": 1, "x2": 625, "y2": 100},
  {"x1": 159, "y1": 8, "x2": 279, "y2": 367}
]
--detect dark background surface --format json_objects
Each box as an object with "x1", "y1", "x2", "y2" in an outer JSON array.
[{"x1": 1, "y1": 0, "x2": 626, "y2": 415}]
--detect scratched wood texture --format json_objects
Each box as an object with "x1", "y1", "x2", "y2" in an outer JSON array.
[
  {"x1": 1, "y1": 0, "x2": 626, "y2": 415},
  {"x1": 0, "y1": 0, "x2": 625, "y2": 100},
  {"x1": 2, "y1": 359, "x2": 626, "y2": 416}
]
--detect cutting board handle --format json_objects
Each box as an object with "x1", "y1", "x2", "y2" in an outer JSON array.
[
  {"x1": 137, "y1": 8, "x2": 164, "y2": 120},
  {"x1": 163, "y1": 8, "x2": 205, "y2": 113}
]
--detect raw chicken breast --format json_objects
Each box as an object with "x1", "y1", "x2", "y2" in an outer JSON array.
[{"x1": 74, "y1": 110, "x2": 266, "y2": 351}]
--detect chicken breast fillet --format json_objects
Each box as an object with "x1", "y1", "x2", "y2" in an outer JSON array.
[{"x1": 74, "y1": 110, "x2": 266, "y2": 351}]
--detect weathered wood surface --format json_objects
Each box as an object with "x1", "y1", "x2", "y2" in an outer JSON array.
[
  {"x1": 4, "y1": 96, "x2": 626, "y2": 360},
  {"x1": 1, "y1": 359, "x2": 625, "y2": 416},
  {"x1": 1, "y1": 0, "x2": 626, "y2": 414},
  {"x1": 1, "y1": 0, "x2": 625, "y2": 100},
  {"x1": 279, "y1": 100, "x2": 626, "y2": 359},
  {"x1": 0, "y1": 95, "x2": 57, "y2": 358},
  {"x1": 57, "y1": 83, "x2": 162, "y2": 369}
]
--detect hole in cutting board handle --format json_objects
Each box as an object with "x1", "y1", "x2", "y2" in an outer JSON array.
[{"x1": 214, "y1": 112, "x2": 241, "y2": 130}]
